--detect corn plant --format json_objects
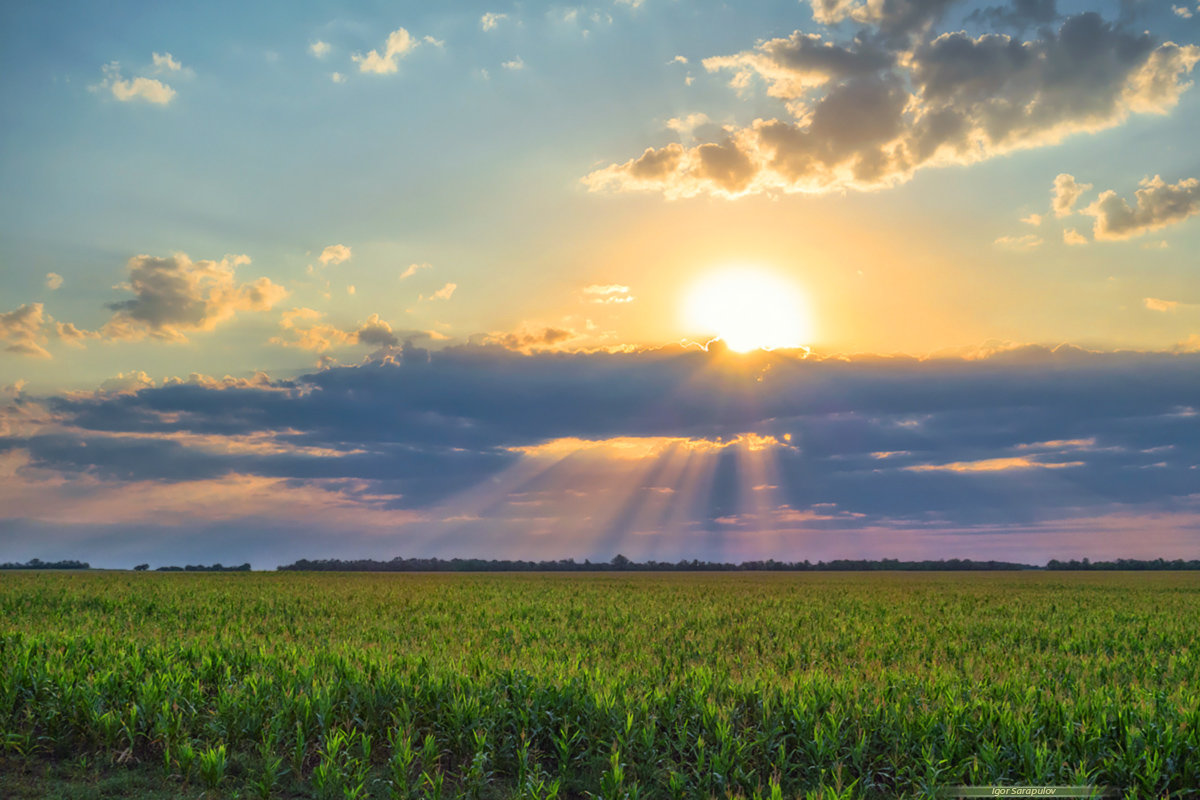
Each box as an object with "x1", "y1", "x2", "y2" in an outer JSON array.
[{"x1": 197, "y1": 742, "x2": 227, "y2": 789}]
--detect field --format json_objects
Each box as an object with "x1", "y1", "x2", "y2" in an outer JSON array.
[{"x1": 1, "y1": 572, "x2": 1197, "y2": 799}]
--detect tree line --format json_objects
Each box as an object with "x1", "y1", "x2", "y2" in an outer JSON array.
[
  {"x1": 0, "y1": 558, "x2": 90, "y2": 570},
  {"x1": 276, "y1": 555, "x2": 1040, "y2": 572},
  {"x1": 148, "y1": 563, "x2": 252, "y2": 572},
  {"x1": 1045, "y1": 558, "x2": 1200, "y2": 571}
]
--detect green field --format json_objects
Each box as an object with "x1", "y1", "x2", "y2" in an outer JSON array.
[{"x1": 1, "y1": 571, "x2": 1197, "y2": 799}]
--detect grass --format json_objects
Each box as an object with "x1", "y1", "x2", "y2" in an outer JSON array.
[{"x1": 0, "y1": 571, "x2": 1197, "y2": 798}]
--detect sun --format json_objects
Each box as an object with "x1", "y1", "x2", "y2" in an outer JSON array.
[{"x1": 682, "y1": 267, "x2": 813, "y2": 353}]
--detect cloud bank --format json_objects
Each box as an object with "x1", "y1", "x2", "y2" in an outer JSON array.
[{"x1": 2, "y1": 345, "x2": 1197, "y2": 565}]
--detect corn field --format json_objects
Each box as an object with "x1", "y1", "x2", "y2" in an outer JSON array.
[{"x1": 1, "y1": 571, "x2": 1197, "y2": 798}]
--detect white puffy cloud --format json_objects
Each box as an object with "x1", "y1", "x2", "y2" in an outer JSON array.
[
  {"x1": 1083, "y1": 175, "x2": 1200, "y2": 241},
  {"x1": 481, "y1": 12, "x2": 507, "y2": 31},
  {"x1": 152, "y1": 52, "x2": 183, "y2": 72},
  {"x1": 93, "y1": 62, "x2": 176, "y2": 105},
  {"x1": 310, "y1": 40, "x2": 331, "y2": 58},
  {"x1": 585, "y1": 14, "x2": 1200, "y2": 198},
  {"x1": 0, "y1": 303, "x2": 51, "y2": 358},
  {"x1": 1062, "y1": 228, "x2": 1088, "y2": 246},
  {"x1": 502, "y1": 56, "x2": 525, "y2": 71},
  {"x1": 1144, "y1": 297, "x2": 1180, "y2": 312},
  {"x1": 319, "y1": 244, "x2": 352, "y2": 265},
  {"x1": 353, "y1": 28, "x2": 418, "y2": 74},
  {"x1": 45, "y1": 273, "x2": 63, "y2": 290},
  {"x1": 1052, "y1": 174, "x2": 1092, "y2": 217},
  {"x1": 101, "y1": 253, "x2": 288, "y2": 342}
]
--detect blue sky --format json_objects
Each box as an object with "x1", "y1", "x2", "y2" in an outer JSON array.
[{"x1": 1, "y1": 0, "x2": 1198, "y2": 566}]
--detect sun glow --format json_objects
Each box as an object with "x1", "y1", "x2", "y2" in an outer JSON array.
[{"x1": 682, "y1": 268, "x2": 813, "y2": 352}]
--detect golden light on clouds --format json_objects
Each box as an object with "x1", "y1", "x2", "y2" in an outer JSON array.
[{"x1": 682, "y1": 267, "x2": 813, "y2": 352}]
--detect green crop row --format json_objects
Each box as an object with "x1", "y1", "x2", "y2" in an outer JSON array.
[{"x1": 0, "y1": 571, "x2": 1197, "y2": 798}]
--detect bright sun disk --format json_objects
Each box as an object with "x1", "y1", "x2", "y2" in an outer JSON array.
[{"x1": 682, "y1": 268, "x2": 813, "y2": 353}]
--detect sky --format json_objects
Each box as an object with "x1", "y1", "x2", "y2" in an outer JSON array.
[{"x1": 1, "y1": 0, "x2": 1198, "y2": 568}]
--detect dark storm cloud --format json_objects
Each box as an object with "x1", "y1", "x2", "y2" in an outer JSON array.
[{"x1": 5, "y1": 345, "x2": 1198, "y2": 528}]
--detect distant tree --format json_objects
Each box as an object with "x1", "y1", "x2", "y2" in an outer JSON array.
[
  {"x1": 133, "y1": 564, "x2": 149, "y2": 571},
  {"x1": 0, "y1": 558, "x2": 90, "y2": 570},
  {"x1": 611, "y1": 553, "x2": 632, "y2": 569}
]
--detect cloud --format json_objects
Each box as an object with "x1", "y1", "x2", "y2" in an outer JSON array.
[
  {"x1": 101, "y1": 253, "x2": 288, "y2": 342},
  {"x1": 99, "y1": 371, "x2": 157, "y2": 394},
  {"x1": 502, "y1": 56, "x2": 525, "y2": 71},
  {"x1": 585, "y1": 13, "x2": 1200, "y2": 197},
  {"x1": 353, "y1": 27, "x2": 418, "y2": 74},
  {"x1": 319, "y1": 244, "x2": 352, "y2": 265},
  {"x1": 6, "y1": 345, "x2": 1199, "y2": 567},
  {"x1": 54, "y1": 321, "x2": 100, "y2": 348},
  {"x1": 93, "y1": 62, "x2": 176, "y2": 105},
  {"x1": 968, "y1": 0, "x2": 1060, "y2": 31},
  {"x1": 355, "y1": 314, "x2": 401, "y2": 348},
  {"x1": 421, "y1": 282, "x2": 457, "y2": 301},
  {"x1": 45, "y1": 273, "x2": 63, "y2": 291},
  {"x1": 1052, "y1": 174, "x2": 1092, "y2": 217},
  {"x1": 665, "y1": 113, "x2": 715, "y2": 142},
  {"x1": 807, "y1": 0, "x2": 960, "y2": 40},
  {"x1": 1062, "y1": 228, "x2": 1088, "y2": 245},
  {"x1": 583, "y1": 284, "x2": 635, "y2": 304},
  {"x1": 994, "y1": 234, "x2": 1042, "y2": 251},
  {"x1": 0, "y1": 304, "x2": 51, "y2": 358},
  {"x1": 272, "y1": 308, "x2": 352, "y2": 352},
  {"x1": 476, "y1": 325, "x2": 582, "y2": 353},
  {"x1": 481, "y1": 12, "x2": 507, "y2": 31},
  {"x1": 1021, "y1": 213, "x2": 1043, "y2": 226},
  {"x1": 702, "y1": 31, "x2": 895, "y2": 102},
  {"x1": 310, "y1": 40, "x2": 331, "y2": 58},
  {"x1": 1083, "y1": 175, "x2": 1200, "y2": 240},
  {"x1": 152, "y1": 52, "x2": 183, "y2": 72},
  {"x1": 332, "y1": 72, "x2": 346, "y2": 84},
  {"x1": 904, "y1": 456, "x2": 1083, "y2": 473},
  {"x1": 272, "y1": 309, "x2": 434, "y2": 352},
  {"x1": 1145, "y1": 297, "x2": 1180, "y2": 312},
  {"x1": 400, "y1": 262, "x2": 431, "y2": 280},
  {"x1": 0, "y1": 305, "x2": 97, "y2": 358},
  {"x1": 1174, "y1": 6, "x2": 1194, "y2": 20}
]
